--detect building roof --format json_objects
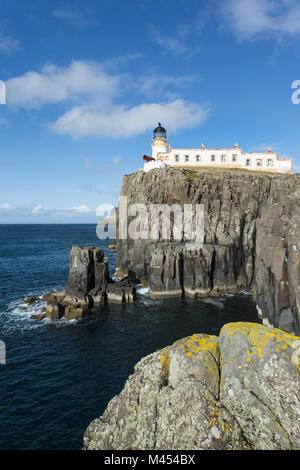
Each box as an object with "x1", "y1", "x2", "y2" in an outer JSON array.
[{"x1": 154, "y1": 122, "x2": 166, "y2": 133}]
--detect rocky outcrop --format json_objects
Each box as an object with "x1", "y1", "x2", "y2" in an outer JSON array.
[
  {"x1": 83, "y1": 322, "x2": 300, "y2": 450},
  {"x1": 66, "y1": 246, "x2": 109, "y2": 299},
  {"x1": 115, "y1": 168, "x2": 300, "y2": 334},
  {"x1": 42, "y1": 246, "x2": 137, "y2": 320}
]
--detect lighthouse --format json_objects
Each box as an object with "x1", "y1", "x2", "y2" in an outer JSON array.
[
  {"x1": 143, "y1": 122, "x2": 293, "y2": 174},
  {"x1": 152, "y1": 122, "x2": 168, "y2": 160}
]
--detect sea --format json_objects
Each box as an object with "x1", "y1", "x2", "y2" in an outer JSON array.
[{"x1": 0, "y1": 224, "x2": 259, "y2": 450}]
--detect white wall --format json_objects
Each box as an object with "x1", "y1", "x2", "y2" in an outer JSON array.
[
  {"x1": 144, "y1": 160, "x2": 169, "y2": 172},
  {"x1": 156, "y1": 149, "x2": 292, "y2": 173}
]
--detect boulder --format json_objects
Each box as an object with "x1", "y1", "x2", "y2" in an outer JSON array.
[
  {"x1": 42, "y1": 292, "x2": 65, "y2": 304},
  {"x1": 24, "y1": 296, "x2": 37, "y2": 305},
  {"x1": 62, "y1": 294, "x2": 92, "y2": 310},
  {"x1": 30, "y1": 314, "x2": 46, "y2": 321},
  {"x1": 219, "y1": 322, "x2": 300, "y2": 450},
  {"x1": 64, "y1": 306, "x2": 86, "y2": 320},
  {"x1": 83, "y1": 322, "x2": 300, "y2": 450},
  {"x1": 46, "y1": 302, "x2": 64, "y2": 320}
]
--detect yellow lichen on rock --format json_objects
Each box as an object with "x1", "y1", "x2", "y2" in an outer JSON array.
[
  {"x1": 160, "y1": 334, "x2": 220, "y2": 397},
  {"x1": 220, "y1": 322, "x2": 300, "y2": 368},
  {"x1": 175, "y1": 334, "x2": 219, "y2": 360},
  {"x1": 160, "y1": 346, "x2": 170, "y2": 378}
]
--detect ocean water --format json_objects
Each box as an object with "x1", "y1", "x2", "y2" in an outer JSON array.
[{"x1": 0, "y1": 224, "x2": 259, "y2": 450}]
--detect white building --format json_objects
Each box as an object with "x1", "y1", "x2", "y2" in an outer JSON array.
[{"x1": 143, "y1": 123, "x2": 293, "y2": 174}]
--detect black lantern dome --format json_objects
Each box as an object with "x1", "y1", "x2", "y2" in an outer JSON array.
[{"x1": 153, "y1": 122, "x2": 167, "y2": 140}]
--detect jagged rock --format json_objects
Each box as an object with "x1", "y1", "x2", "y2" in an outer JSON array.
[
  {"x1": 66, "y1": 246, "x2": 109, "y2": 299},
  {"x1": 46, "y1": 302, "x2": 64, "y2": 320},
  {"x1": 30, "y1": 314, "x2": 46, "y2": 321},
  {"x1": 64, "y1": 306, "x2": 86, "y2": 320},
  {"x1": 83, "y1": 322, "x2": 300, "y2": 450},
  {"x1": 106, "y1": 282, "x2": 136, "y2": 303},
  {"x1": 62, "y1": 295, "x2": 92, "y2": 310},
  {"x1": 115, "y1": 168, "x2": 300, "y2": 334},
  {"x1": 24, "y1": 296, "x2": 37, "y2": 305},
  {"x1": 42, "y1": 292, "x2": 65, "y2": 304},
  {"x1": 92, "y1": 293, "x2": 106, "y2": 308},
  {"x1": 41, "y1": 246, "x2": 137, "y2": 320}
]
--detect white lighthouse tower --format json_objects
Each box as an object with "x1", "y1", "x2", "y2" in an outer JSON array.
[{"x1": 152, "y1": 122, "x2": 168, "y2": 160}]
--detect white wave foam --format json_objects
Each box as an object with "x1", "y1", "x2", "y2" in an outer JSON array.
[
  {"x1": 199, "y1": 298, "x2": 225, "y2": 310},
  {"x1": 1, "y1": 289, "x2": 80, "y2": 333},
  {"x1": 239, "y1": 291, "x2": 252, "y2": 296},
  {"x1": 136, "y1": 285, "x2": 150, "y2": 296}
]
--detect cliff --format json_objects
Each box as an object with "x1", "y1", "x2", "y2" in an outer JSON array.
[
  {"x1": 115, "y1": 168, "x2": 300, "y2": 335},
  {"x1": 83, "y1": 322, "x2": 300, "y2": 450}
]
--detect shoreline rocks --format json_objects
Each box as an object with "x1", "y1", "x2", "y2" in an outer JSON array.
[
  {"x1": 83, "y1": 322, "x2": 300, "y2": 450},
  {"x1": 40, "y1": 246, "x2": 137, "y2": 321},
  {"x1": 24, "y1": 296, "x2": 37, "y2": 305}
]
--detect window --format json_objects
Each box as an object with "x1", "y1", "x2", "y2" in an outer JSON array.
[
  {"x1": 267, "y1": 159, "x2": 272, "y2": 167},
  {"x1": 246, "y1": 159, "x2": 250, "y2": 166},
  {"x1": 196, "y1": 155, "x2": 200, "y2": 162},
  {"x1": 185, "y1": 155, "x2": 189, "y2": 162},
  {"x1": 221, "y1": 155, "x2": 226, "y2": 162},
  {"x1": 211, "y1": 155, "x2": 215, "y2": 162},
  {"x1": 175, "y1": 155, "x2": 179, "y2": 162},
  {"x1": 232, "y1": 154, "x2": 237, "y2": 162},
  {"x1": 257, "y1": 159, "x2": 262, "y2": 167}
]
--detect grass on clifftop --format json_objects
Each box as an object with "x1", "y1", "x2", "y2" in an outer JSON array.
[{"x1": 179, "y1": 167, "x2": 287, "y2": 182}]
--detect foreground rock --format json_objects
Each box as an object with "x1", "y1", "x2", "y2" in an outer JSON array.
[
  {"x1": 115, "y1": 168, "x2": 300, "y2": 334},
  {"x1": 83, "y1": 322, "x2": 300, "y2": 450}
]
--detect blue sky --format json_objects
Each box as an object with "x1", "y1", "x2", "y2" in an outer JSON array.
[{"x1": 1, "y1": 0, "x2": 300, "y2": 223}]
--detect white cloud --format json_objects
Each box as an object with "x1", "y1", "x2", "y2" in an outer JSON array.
[
  {"x1": 32, "y1": 204, "x2": 47, "y2": 214},
  {"x1": 0, "y1": 31, "x2": 19, "y2": 55},
  {"x1": 6, "y1": 59, "x2": 209, "y2": 139},
  {"x1": 0, "y1": 203, "x2": 14, "y2": 210},
  {"x1": 150, "y1": 8, "x2": 211, "y2": 55},
  {"x1": 135, "y1": 72, "x2": 196, "y2": 98},
  {"x1": 71, "y1": 204, "x2": 94, "y2": 213},
  {"x1": 151, "y1": 28, "x2": 188, "y2": 54},
  {"x1": 52, "y1": 7, "x2": 97, "y2": 29},
  {"x1": 222, "y1": 0, "x2": 300, "y2": 41},
  {"x1": 50, "y1": 99, "x2": 209, "y2": 139},
  {"x1": 6, "y1": 61, "x2": 124, "y2": 109},
  {"x1": 0, "y1": 203, "x2": 100, "y2": 220}
]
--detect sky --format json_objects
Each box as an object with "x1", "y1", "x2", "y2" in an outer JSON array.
[{"x1": 1, "y1": 0, "x2": 300, "y2": 223}]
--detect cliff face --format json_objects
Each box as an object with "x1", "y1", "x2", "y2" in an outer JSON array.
[
  {"x1": 84, "y1": 322, "x2": 300, "y2": 450},
  {"x1": 115, "y1": 168, "x2": 300, "y2": 335}
]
